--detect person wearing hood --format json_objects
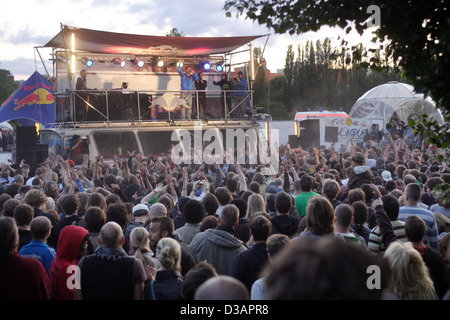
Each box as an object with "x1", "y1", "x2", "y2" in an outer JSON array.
[
  {"x1": 347, "y1": 152, "x2": 374, "y2": 190},
  {"x1": 49, "y1": 225, "x2": 88, "y2": 300},
  {"x1": 271, "y1": 191, "x2": 302, "y2": 238},
  {"x1": 190, "y1": 204, "x2": 247, "y2": 275}
]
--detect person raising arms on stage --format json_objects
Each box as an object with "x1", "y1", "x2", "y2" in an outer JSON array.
[
  {"x1": 178, "y1": 60, "x2": 198, "y2": 120},
  {"x1": 232, "y1": 71, "x2": 248, "y2": 118},
  {"x1": 213, "y1": 73, "x2": 233, "y2": 119}
]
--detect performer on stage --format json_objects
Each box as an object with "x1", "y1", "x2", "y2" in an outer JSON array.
[
  {"x1": 76, "y1": 70, "x2": 88, "y2": 90},
  {"x1": 178, "y1": 60, "x2": 198, "y2": 120},
  {"x1": 213, "y1": 74, "x2": 233, "y2": 119},
  {"x1": 232, "y1": 71, "x2": 248, "y2": 118},
  {"x1": 195, "y1": 72, "x2": 209, "y2": 119},
  {"x1": 75, "y1": 70, "x2": 88, "y2": 121}
]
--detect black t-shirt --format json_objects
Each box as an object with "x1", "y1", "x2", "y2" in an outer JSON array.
[{"x1": 195, "y1": 79, "x2": 207, "y2": 91}]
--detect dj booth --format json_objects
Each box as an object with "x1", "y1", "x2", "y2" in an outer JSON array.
[
  {"x1": 74, "y1": 90, "x2": 154, "y2": 122},
  {"x1": 54, "y1": 88, "x2": 228, "y2": 123}
]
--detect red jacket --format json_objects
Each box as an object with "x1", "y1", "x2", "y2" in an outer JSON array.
[{"x1": 49, "y1": 225, "x2": 88, "y2": 300}]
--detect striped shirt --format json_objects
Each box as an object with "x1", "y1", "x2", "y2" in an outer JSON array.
[
  {"x1": 368, "y1": 220, "x2": 407, "y2": 253},
  {"x1": 398, "y1": 205, "x2": 439, "y2": 249}
]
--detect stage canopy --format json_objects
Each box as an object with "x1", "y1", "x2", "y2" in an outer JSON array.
[
  {"x1": 349, "y1": 81, "x2": 444, "y2": 126},
  {"x1": 0, "y1": 71, "x2": 55, "y2": 127},
  {"x1": 43, "y1": 25, "x2": 264, "y2": 57}
]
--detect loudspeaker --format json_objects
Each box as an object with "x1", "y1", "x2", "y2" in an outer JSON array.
[
  {"x1": 15, "y1": 150, "x2": 37, "y2": 175},
  {"x1": 325, "y1": 126, "x2": 339, "y2": 142},
  {"x1": 15, "y1": 127, "x2": 37, "y2": 174},
  {"x1": 256, "y1": 107, "x2": 265, "y2": 114},
  {"x1": 36, "y1": 144, "x2": 49, "y2": 165},
  {"x1": 288, "y1": 135, "x2": 303, "y2": 149},
  {"x1": 16, "y1": 126, "x2": 37, "y2": 150},
  {"x1": 296, "y1": 120, "x2": 320, "y2": 148}
]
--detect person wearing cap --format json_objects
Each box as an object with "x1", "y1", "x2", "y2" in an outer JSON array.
[
  {"x1": 382, "y1": 170, "x2": 393, "y2": 183},
  {"x1": 347, "y1": 152, "x2": 374, "y2": 190},
  {"x1": 124, "y1": 204, "x2": 150, "y2": 239}
]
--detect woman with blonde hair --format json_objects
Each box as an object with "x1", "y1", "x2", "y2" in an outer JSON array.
[
  {"x1": 129, "y1": 227, "x2": 158, "y2": 282},
  {"x1": 384, "y1": 241, "x2": 438, "y2": 300},
  {"x1": 246, "y1": 193, "x2": 266, "y2": 221},
  {"x1": 144, "y1": 237, "x2": 183, "y2": 300}
]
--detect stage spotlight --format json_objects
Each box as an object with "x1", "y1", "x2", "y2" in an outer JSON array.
[
  {"x1": 157, "y1": 59, "x2": 164, "y2": 67},
  {"x1": 137, "y1": 60, "x2": 145, "y2": 68},
  {"x1": 216, "y1": 64, "x2": 223, "y2": 72},
  {"x1": 203, "y1": 62, "x2": 211, "y2": 70},
  {"x1": 120, "y1": 60, "x2": 126, "y2": 68},
  {"x1": 86, "y1": 59, "x2": 93, "y2": 67}
]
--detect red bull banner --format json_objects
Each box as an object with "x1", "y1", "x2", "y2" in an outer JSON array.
[{"x1": 0, "y1": 71, "x2": 55, "y2": 126}]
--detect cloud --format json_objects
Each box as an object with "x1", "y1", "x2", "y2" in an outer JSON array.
[
  {"x1": 126, "y1": 0, "x2": 269, "y2": 37},
  {"x1": 1, "y1": 57, "x2": 51, "y2": 80},
  {"x1": 8, "y1": 27, "x2": 52, "y2": 46}
]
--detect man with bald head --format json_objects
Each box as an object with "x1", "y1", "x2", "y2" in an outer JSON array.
[
  {"x1": 195, "y1": 275, "x2": 249, "y2": 300},
  {"x1": 75, "y1": 222, "x2": 146, "y2": 300}
]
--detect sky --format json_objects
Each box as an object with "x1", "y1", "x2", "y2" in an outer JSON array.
[{"x1": 0, "y1": 0, "x2": 377, "y2": 81}]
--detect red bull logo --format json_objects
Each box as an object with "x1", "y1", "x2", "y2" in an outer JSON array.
[{"x1": 13, "y1": 88, "x2": 54, "y2": 111}]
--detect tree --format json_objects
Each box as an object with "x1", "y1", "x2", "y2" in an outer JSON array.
[
  {"x1": 166, "y1": 28, "x2": 185, "y2": 37},
  {"x1": 281, "y1": 39, "x2": 401, "y2": 113},
  {"x1": 0, "y1": 69, "x2": 19, "y2": 105},
  {"x1": 225, "y1": 0, "x2": 450, "y2": 201},
  {"x1": 224, "y1": 0, "x2": 449, "y2": 111},
  {"x1": 283, "y1": 45, "x2": 294, "y2": 110}
]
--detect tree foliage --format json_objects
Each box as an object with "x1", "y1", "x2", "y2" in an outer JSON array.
[
  {"x1": 253, "y1": 39, "x2": 402, "y2": 119},
  {"x1": 224, "y1": 0, "x2": 450, "y2": 112},
  {"x1": 225, "y1": 1, "x2": 450, "y2": 204},
  {"x1": 0, "y1": 69, "x2": 19, "y2": 105},
  {"x1": 166, "y1": 28, "x2": 185, "y2": 37}
]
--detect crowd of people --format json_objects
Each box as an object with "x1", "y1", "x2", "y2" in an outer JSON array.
[{"x1": 0, "y1": 119, "x2": 449, "y2": 300}]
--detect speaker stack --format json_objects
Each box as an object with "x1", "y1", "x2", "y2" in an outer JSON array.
[{"x1": 15, "y1": 126, "x2": 48, "y2": 175}]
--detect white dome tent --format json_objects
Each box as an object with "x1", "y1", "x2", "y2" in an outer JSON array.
[{"x1": 349, "y1": 81, "x2": 444, "y2": 126}]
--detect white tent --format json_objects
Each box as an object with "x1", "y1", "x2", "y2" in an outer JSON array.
[
  {"x1": 0, "y1": 121, "x2": 13, "y2": 131},
  {"x1": 349, "y1": 81, "x2": 444, "y2": 126}
]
